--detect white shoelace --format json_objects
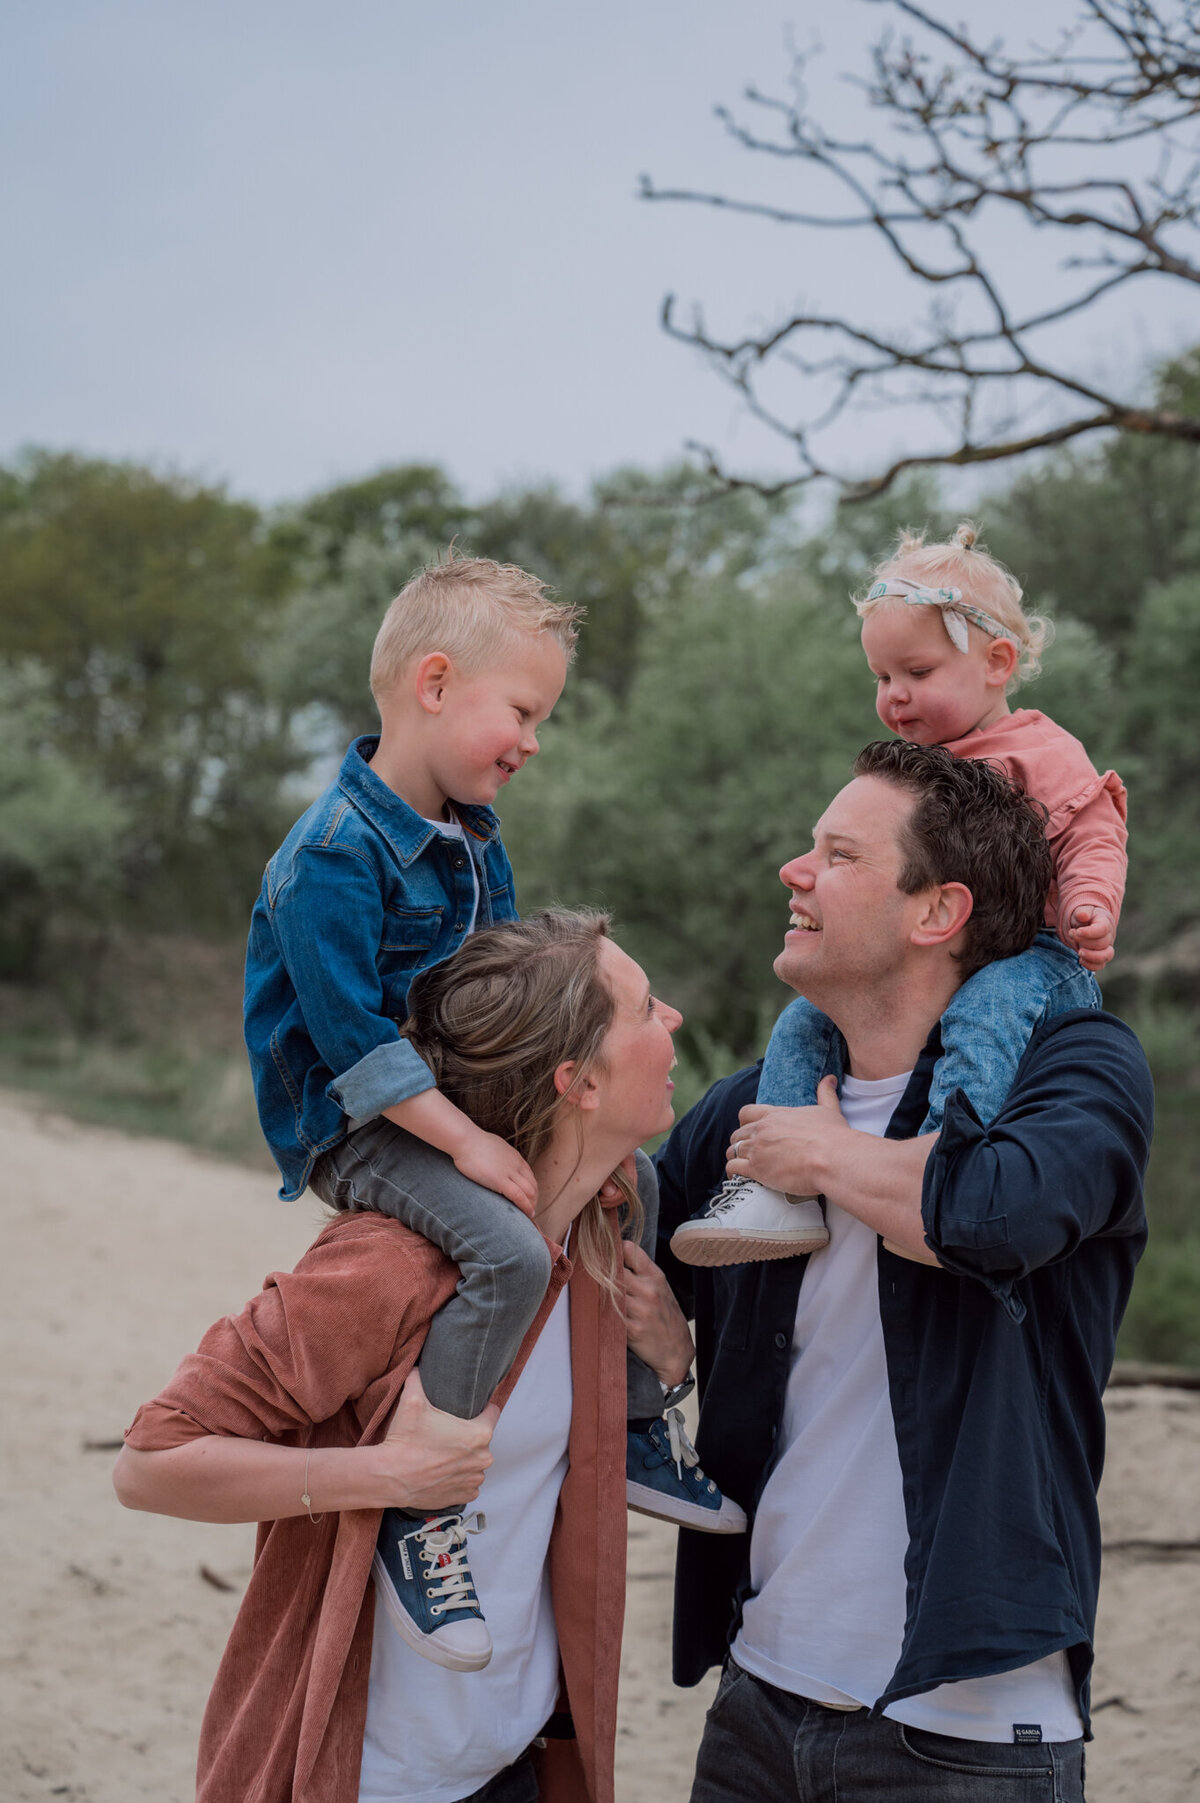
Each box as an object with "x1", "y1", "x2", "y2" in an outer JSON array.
[
  {"x1": 704, "y1": 1178, "x2": 755, "y2": 1219},
  {"x1": 401, "y1": 1511, "x2": 487, "y2": 1618},
  {"x1": 664, "y1": 1407, "x2": 701, "y2": 1482}
]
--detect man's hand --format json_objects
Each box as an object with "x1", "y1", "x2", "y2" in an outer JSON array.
[
  {"x1": 450, "y1": 1124, "x2": 538, "y2": 1216},
  {"x1": 1065, "y1": 905, "x2": 1116, "y2": 972},
  {"x1": 377, "y1": 1370, "x2": 499, "y2": 1511},
  {"x1": 725, "y1": 1076, "x2": 849, "y2": 1194},
  {"x1": 621, "y1": 1242, "x2": 695, "y2": 1388}
]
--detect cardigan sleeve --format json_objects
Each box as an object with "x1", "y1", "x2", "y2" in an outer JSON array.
[
  {"x1": 125, "y1": 1217, "x2": 455, "y2": 1450},
  {"x1": 921, "y1": 1012, "x2": 1152, "y2": 1319}
]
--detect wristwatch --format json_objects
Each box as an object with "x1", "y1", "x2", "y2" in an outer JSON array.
[{"x1": 660, "y1": 1373, "x2": 696, "y2": 1409}]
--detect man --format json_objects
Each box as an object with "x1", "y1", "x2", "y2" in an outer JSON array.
[{"x1": 654, "y1": 740, "x2": 1152, "y2": 1802}]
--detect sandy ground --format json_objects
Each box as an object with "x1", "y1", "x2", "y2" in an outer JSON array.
[{"x1": 1, "y1": 1090, "x2": 1197, "y2": 1803}]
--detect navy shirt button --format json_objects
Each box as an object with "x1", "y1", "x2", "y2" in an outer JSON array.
[
  {"x1": 774, "y1": 1332, "x2": 788, "y2": 1350},
  {"x1": 454, "y1": 857, "x2": 467, "y2": 869}
]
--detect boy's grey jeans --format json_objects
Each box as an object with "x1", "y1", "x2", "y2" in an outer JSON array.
[{"x1": 309, "y1": 1117, "x2": 664, "y2": 1423}]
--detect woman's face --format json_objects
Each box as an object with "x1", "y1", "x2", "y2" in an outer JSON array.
[{"x1": 590, "y1": 937, "x2": 683, "y2": 1146}]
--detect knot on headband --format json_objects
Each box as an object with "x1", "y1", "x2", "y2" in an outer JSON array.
[{"x1": 863, "y1": 579, "x2": 1021, "y2": 655}]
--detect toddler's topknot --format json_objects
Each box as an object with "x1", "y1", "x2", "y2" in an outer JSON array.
[{"x1": 856, "y1": 521, "x2": 1053, "y2": 685}]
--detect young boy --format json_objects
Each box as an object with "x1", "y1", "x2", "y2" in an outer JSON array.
[
  {"x1": 245, "y1": 554, "x2": 742, "y2": 1673},
  {"x1": 671, "y1": 522, "x2": 1128, "y2": 1267}
]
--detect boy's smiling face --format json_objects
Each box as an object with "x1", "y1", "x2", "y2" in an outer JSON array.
[
  {"x1": 861, "y1": 601, "x2": 1012, "y2": 746},
  {"x1": 426, "y1": 632, "x2": 567, "y2": 813}
]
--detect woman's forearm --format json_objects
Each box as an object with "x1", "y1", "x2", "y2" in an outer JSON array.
[
  {"x1": 113, "y1": 1371, "x2": 498, "y2": 1523},
  {"x1": 113, "y1": 1437, "x2": 389, "y2": 1524}
]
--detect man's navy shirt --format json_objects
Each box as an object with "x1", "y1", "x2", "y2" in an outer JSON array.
[{"x1": 653, "y1": 1010, "x2": 1152, "y2": 1733}]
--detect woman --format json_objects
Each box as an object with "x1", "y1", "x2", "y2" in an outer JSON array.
[{"x1": 113, "y1": 910, "x2": 694, "y2": 1803}]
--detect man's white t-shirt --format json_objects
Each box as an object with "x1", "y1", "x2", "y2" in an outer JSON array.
[
  {"x1": 732, "y1": 1070, "x2": 1082, "y2": 1743},
  {"x1": 357, "y1": 1277, "x2": 572, "y2": 1802}
]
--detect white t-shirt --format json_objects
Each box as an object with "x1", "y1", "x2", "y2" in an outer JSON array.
[
  {"x1": 733, "y1": 1071, "x2": 1082, "y2": 1743},
  {"x1": 357, "y1": 1278, "x2": 572, "y2": 1802}
]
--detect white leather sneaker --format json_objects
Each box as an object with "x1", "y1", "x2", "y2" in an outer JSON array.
[{"x1": 670, "y1": 1178, "x2": 830, "y2": 1266}]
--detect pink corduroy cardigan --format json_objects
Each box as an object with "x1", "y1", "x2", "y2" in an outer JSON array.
[{"x1": 124, "y1": 1207, "x2": 629, "y2": 1803}]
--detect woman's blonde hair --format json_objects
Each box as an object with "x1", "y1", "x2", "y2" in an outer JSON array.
[
  {"x1": 856, "y1": 521, "x2": 1054, "y2": 684},
  {"x1": 401, "y1": 909, "x2": 641, "y2": 1301},
  {"x1": 370, "y1": 550, "x2": 582, "y2": 705}
]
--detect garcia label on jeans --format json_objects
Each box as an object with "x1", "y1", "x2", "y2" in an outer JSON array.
[{"x1": 1012, "y1": 1723, "x2": 1043, "y2": 1744}]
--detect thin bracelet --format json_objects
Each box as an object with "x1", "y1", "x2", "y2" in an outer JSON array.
[{"x1": 301, "y1": 1448, "x2": 325, "y2": 1525}]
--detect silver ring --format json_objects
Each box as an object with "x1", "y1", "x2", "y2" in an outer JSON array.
[{"x1": 735, "y1": 1140, "x2": 746, "y2": 1159}]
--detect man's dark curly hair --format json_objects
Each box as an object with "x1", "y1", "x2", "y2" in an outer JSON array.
[{"x1": 853, "y1": 741, "x2": 1052, "y2": 979}]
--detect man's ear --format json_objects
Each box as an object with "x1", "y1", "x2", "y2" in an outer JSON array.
[
  {"x1": 414, "y1": 652, "x2": 453, "y2": 714},
  {"x1": 911, "y1": 881, "x2": 974, "y2": 949},
  {"x1": 553, "y1": 1060, "x2": 600, "y2": 1109},
  {"x1": 984, "y1": 636, "x2": 1018, "y2": 689}
]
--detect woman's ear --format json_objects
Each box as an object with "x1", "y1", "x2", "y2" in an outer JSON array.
[
  {"x1": 414, "y1": 651, "x2": 453, "y2": 714},
  {"x1": 910, "y1": 881, "x2": 974, "y2": 949},
  {"x1": 554, "y1": 1060, "x2": 600, "y2": 1109},
  {"x1": 984, "y1": 636, "x2": 1019, "y2": 689}
]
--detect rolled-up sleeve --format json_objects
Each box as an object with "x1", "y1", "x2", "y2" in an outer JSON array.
[
  {"x1": 270, "y1": 844, "x2": 436, "y2": 1114},
  {"x1": 921, "y1": 1013, "x2": 1152, "y2": 1319}
]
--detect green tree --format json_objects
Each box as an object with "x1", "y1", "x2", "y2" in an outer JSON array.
[
  {"x1": 0, "y1": 451, "x2": 293, "y2": 923},
  {"x1": 0, "y1": 660, "x2": 128, "y2": 980},
  {"x1": 501, "y1": 567, "x2": 870, "y2": 1061}
]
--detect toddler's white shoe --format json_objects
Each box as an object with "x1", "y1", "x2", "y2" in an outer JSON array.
[{"x1": 670, "y1": 1178, "x2": 829, "y2": 1267}]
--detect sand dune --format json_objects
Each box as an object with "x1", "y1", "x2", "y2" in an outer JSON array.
[{"x1": 1, "y1": 1092, "x2": 1196, "y2": 1801}]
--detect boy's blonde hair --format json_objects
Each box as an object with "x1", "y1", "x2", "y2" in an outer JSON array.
[
  {"x1": 370, "y1": 551, "x2": 582, "y2": 705},
  {"x1": 855, "y1": 522, "x2": 1053, "y2": 685}
]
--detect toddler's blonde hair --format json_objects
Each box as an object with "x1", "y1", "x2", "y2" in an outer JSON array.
[
  {"x1": 370, "y1": 550, "x2": 582, "y2": 706},
  {"x1": 855, "y1": 522, "x2": 1053, "y2": 685}
]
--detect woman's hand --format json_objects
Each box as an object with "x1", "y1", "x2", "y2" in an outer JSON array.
[
  {"x1": 621, "y1": 1242, "x2": 695, "y2": 1389},
  {"x1": 114, "y1": 1369, "x2": 501, "y2": 1523},
  {"x1": 376, "y1": 1370, "x2": 499, "y2": 1512}
]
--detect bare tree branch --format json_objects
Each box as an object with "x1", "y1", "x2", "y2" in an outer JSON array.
[{"x1": 644, "y1": 0, "x2": 1200, "y2": 499}]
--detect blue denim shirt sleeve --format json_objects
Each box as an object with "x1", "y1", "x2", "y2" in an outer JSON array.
[
  {"x1": 271, "y1": 844, "x2": 436, "y2": 1114},
  {"x1": 921, "y1": 1012, "x2": 1152, "y2": 1318}
]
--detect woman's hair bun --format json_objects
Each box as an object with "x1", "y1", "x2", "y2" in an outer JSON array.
[{"x1": 953, "y1": 521, "x2": 979, "y2": 551}]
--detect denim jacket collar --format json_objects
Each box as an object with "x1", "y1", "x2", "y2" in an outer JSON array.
[{"x1": 338, "y1": 736, "x2": 503, "y2": 867}]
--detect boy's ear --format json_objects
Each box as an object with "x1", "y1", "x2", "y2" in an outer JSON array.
[
  {"x1": 554, "y1": 1060, "x2": 600, "y2": 1109},
  {"x1": 414, "y1": 652, "x2": 453, "y2": 714},
  {"x1": 984, "y1": 636, "x2": 1019, "y2": 688},
  {"x1": 910, "y1": 881, "x2": 974, "y2": 950}
]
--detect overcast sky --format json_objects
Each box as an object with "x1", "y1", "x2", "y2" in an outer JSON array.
[{"x1": 3, "y1": 1, "x2": 1193, "y2": 506}]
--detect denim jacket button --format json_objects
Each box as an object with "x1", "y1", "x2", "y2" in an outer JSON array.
[{"x1": 454, "y1": 922, "x2": 464, "y2": 932}]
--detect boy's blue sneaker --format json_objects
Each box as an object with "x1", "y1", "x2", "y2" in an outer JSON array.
[
  {"x1": 626, "y1": 1410, "x2": 747, "y2": 1534},
  {"x1": 372, "y1": 1507, "x2": 492, "y2": 1671}
]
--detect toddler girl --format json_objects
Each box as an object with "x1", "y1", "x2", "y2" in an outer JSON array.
[{"x1": 671, "y1": 522, "x2": 1128, "y2": 1266}]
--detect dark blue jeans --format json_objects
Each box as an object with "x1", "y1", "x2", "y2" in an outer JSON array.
[{"x1": 690, "y1": 1661, "x2": 1086, "y2": 1802}]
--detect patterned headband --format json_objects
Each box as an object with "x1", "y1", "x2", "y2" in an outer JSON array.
[{"x1": 862, "y1": 578, "x2": 1021, "y2": 655}]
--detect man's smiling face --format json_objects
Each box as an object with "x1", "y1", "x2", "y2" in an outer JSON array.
[{"x1": 773, "y1": 775, "x2": 928, "y2": 1009}]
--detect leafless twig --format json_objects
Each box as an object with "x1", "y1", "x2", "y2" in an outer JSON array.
[{"x1": 643, "y1": 0, "x2": 1200, "y2": 500}]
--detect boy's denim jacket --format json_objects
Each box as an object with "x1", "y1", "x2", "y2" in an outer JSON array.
[{"x1": 244, "y1": 736, "x2": 518, "y2": 1198}]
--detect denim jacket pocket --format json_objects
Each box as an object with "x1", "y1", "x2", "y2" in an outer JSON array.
[{"x1": 380, "y1": 904, "x2": 443, "y2": 956}]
